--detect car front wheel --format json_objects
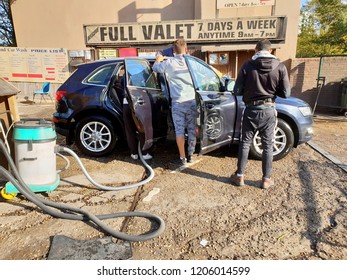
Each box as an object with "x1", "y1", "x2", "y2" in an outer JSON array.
[
  {"x1": 75, "y1": 116, "x2": 117, "y2": 157},
  {"x1": 249, "y1": 118, "x2": 295, "y2": 161}
]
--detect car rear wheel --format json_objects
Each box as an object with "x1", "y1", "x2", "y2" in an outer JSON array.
[
  {"x1": 75, "y1": 116, "x2": 117, "y2": 157},
  {"x1": 249, "y1": 118, "x2": 295, "y2": 161}
]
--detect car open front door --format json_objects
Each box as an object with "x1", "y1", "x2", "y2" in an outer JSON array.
[
  {"x1": 124, "y1": 58, "x2": 164, "y2": 151},
  {"x1": 185, "y1": 55, "x2": 237, "y2": 154}
]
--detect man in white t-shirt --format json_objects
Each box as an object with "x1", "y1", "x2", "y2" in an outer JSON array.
[{"x1": 152, "y1": 39, "x2": 196, "y2": 165}]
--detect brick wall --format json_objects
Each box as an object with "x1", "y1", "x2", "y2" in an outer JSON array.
[{"x1": 290, "y1": 56, "x2": 347, "y2": 113}]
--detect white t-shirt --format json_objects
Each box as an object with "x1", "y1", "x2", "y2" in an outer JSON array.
[{"x1": 152, "y1": 54, "x2": 195, "y2": 104}]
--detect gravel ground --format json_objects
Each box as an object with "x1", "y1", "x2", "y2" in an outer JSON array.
[{"x1": 0, "y1": 102, "x2": 346, "y2": 260}]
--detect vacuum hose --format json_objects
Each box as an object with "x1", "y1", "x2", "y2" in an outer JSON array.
[
  {"x1": 0, "y1": 139, "x2": 165, "y2": 242},
  {"x1": 56, "y1": 144, "x2": 155, "y2": 191}
]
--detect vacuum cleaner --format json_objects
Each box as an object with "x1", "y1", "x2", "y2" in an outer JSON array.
[
  {"x1": 4, "y1": 118, "x2": 60, "y2": 196},
  {"x1": 0, "y1": 118, "x2": 165, "y2": 242}
]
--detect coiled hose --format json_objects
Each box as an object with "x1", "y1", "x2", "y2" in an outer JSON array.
[{"x1": 0, "y1": 139, "x2": 165, "y2": 242}]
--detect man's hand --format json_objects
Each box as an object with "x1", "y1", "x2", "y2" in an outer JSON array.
[{"x1": 155, "y1": 54, "x2": 167, "y2": 63}]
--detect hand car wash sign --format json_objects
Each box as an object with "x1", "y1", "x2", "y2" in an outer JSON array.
[{"x1": 84, "y1": 16, "x2": 286, "y2": 46}]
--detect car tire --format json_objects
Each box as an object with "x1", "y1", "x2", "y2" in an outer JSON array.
[
  {"x1": 75, "y1": 116, "x2": 117, "y2": 157},
  {"x1": 249, "y1": 118, "x2": 295, "y2": 161}
]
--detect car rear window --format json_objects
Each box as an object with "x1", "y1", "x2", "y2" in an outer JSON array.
[{"x1": 86, "y1": 64, "x2": 116, "y2": 86}]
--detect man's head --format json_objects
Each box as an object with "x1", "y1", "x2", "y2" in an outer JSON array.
[
  {"x1": 255, "y1": 39, "x2": 272, "y2": 52},
  {"x1": 173, "y1": 38, "x2": 187, "y2": 55}
]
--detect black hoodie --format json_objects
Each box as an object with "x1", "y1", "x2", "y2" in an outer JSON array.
[{"x1": 233, "y1": 54, "x2": 291, "y2": 104}]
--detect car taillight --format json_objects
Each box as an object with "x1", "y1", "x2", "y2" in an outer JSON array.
[{"x1": 55, "y1": 90, "x2": 67, "y2": 102}]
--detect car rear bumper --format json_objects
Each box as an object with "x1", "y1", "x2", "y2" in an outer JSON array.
[
  {"x1": 54, "y1": 125, "x2": 69, "y2": 137},
  {"x1": 52, "y1": 114, "x2": 72, "y2": 143}
]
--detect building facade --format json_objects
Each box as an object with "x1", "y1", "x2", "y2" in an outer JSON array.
[
  {"x1": 11, "y1": 0, "x2": 301, "y2": 78},
  {"x1": 8, "y1": 0, "x2": 347, "y2": 112}
]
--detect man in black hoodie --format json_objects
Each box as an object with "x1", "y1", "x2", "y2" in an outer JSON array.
[{"x1": 230, "y1": 39, "x2": 290, "y2": 189}]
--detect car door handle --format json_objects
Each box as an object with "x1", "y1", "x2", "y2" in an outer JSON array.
[{"x1": 137, "y1": 98, "x2": 145, "y2": 105}]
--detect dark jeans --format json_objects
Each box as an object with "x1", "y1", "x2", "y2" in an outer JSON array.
[{"x1": 236, "y1": 106, "x2": 277, "y2": 179}]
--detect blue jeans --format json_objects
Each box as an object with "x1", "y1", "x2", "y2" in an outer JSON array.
[{"x1": 236, "y1": 106, "x2": 277, "y2": 179}]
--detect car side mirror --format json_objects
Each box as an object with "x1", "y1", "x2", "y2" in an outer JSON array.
[{"x1": 222, "y1": 76, "x2": 235, "y2": 93}]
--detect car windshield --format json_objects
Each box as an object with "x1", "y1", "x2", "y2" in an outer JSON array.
[{"x1": 126, "y1": 59, "x2": 159, "y2": 89}]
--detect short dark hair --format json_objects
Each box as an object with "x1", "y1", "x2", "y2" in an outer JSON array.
[
  {"x1": 255, "y1": 39, "x2": 271, "y2": 51},
  {"x1": 173, "y1": 38, "x2": 187, "y2": 54}
]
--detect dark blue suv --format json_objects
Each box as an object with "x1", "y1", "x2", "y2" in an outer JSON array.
[{"x1": 53, "y1": 56, "x2": 313, "y2": 160}]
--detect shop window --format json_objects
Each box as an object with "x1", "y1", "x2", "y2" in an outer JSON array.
[{"x1": 209, "y1": 53, "x2": 228, "y2": 65}]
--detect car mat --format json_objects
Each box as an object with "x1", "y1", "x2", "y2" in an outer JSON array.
[{"x1": 47, "y1": 235, "x2": 132, "y2": 260}]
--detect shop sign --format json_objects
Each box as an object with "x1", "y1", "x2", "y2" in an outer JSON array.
[
  {"x1": 217, "y1": 0, "x2": 275, "y2": 9},
  {"x1": 84, "y1": 16, "x2": 285, "y2": 46}
]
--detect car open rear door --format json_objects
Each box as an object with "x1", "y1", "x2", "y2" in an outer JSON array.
[
  {"x1": 124, "y1": 58, "x2": 163, "y2": 151},
  {"x1": 185, "y1": 55, "x2": 237, "y2": 154}
]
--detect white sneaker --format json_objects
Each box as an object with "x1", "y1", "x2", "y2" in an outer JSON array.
[
  {"x1": 131, "y1": 154, "x2": 138, "y2": 160},
  {"x1": 142, "y1": 153, "x2": 153, "y2": 160}
]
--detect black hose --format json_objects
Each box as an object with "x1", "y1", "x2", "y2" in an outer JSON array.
[{"x1": 0, "y1": 139, "x2": 165, "y2": 242}]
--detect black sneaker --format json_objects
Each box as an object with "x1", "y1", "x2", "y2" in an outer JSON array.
[
  {"x1": 187, "y1": 154, "x2": 194, "y2": 163},
  {"x1": 170, "y1": 157, "x2": 187, "y2": 165}
]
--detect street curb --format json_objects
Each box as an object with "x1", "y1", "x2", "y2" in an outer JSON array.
[{"x1": 307, "y1": 141, "x2": 347, "y2": 173}]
